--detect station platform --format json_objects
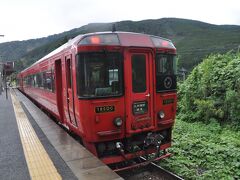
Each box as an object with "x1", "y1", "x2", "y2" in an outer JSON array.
[{"x1": 0, "y1": 88, "x2": 122, "y2": 180}]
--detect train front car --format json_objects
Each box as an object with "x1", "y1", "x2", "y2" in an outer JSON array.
[{"x1": 75, "y1": 32, "x2": 177, "y2": 168}]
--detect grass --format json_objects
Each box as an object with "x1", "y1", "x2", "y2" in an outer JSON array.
[{"x1": 159, "y1": 119, "x2": 240, "y2": 179}]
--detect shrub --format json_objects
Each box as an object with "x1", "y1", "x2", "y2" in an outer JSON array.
[{"x1": 178, "y1": 52, "x2": 240, "y2": 126}]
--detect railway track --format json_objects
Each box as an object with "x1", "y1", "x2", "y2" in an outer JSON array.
[{"x1": 117, "y1": 157, "x2": 184, "y2": 180}]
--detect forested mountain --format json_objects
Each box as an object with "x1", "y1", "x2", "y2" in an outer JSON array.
[{"x1": 1, "y1": 18, "x2": 240, "y2": 71}]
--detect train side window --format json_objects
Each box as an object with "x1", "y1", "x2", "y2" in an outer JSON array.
[
  {"x1": 47, "y1": 70, "x2": 52, "y2": 90},
  {"x1": 42, "y1": 72, "x2": 47, "y2": 89},
  {"x1": 131, "y1": 54, "x2": 146, "y2": 93},
  {"x1": 36, "y1": 73, "x2": 42, "y2": 88},
  {"x1": 34, "y1": 75, "x2": 37, "y2": 87},
  {"x1": 51, "y1": 67, "x2": 55, "y2": 92},
  {"x1": 41, "y1": 73, "x2": 44, "y2": 88},
  {"x1": 31, "y1": 69, "x2": 54, "y2": 91},
  {"x1": 23, "y1": 77, "x2": 27, "y2": 87},
  {"x1": 27, "y1": 76, "x2": 32, "y2": 87},
  {"x1": 66, "y1": 59, "x2": 72, "y2": 88},
  {"x1": 31, "y1": 75, "x2": 35, "y2": 87}
]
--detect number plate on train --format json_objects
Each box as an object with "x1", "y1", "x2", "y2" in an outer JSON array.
[
  {"x1": 163, "y1": 98, "x2": 174, "y2": 105},
  {"x1": 95, "y1": 106, "x2": 115, "y2": 113}
]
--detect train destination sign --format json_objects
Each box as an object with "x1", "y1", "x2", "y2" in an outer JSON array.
[{"x1": 133, "y1": 101, "x2": 148, "y2": 115}]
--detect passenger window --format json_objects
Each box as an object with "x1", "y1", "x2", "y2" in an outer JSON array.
[
  {"x1": 43, "y1": 70, "x2": 53, "y2": 90},
  {"x1": 42, "y1": 72, "x2": 47, "y2": 89},
  {"x1": 31, "y1": 75, "x2": 35, "y2": 87},
  {"x1": 131, "y1": 54, "x2": 146, "y2": 93},
  {"x1": 51, "y1": 67, "x2": 55, "y2": 92},
  {"x1": 36, "y1": 73, "x2": 42, "y2": 88},
  {"x1": 33, "y1": 75, "x2": 37, "y2": 87},
  {"x1": 66, "y1": 59, "x2": 72, "y2": 88}
]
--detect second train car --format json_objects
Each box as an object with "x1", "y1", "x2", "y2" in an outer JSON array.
[{"x1": 18, "y1": 31, "x2": 177, "y2": 168}]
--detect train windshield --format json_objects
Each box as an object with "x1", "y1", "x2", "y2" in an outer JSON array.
[
  {"x1": 155, "y1": 54, "x2": 177, "y2": 92},
  {"x1": 77, "y1": 52, "x2": 123, "y2": 98}
]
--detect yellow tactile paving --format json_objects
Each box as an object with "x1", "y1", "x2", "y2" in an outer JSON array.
[{"x1": 11, "y1": 92, "x2": 62, "y2": 180}]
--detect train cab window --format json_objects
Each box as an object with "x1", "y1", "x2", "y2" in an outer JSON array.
[
  {"x1": 131, "y1": 54, "x2": 146, "y2": 93},
  {"x1": 109, "y1": 69, "x2": 119, "y2": 85},
  {"x1": 77, "y1": 52, "x2": 123, "y2": 98},
  {"x1": 155, "y1": 54, "x2": 177, "y2": 92},
  {"x1": 156, "y1": 55, "x2": 177, "y2": 75}
]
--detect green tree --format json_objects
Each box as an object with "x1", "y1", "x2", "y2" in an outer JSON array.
[{"x1": 178, "y1": 52, "x2": 240, "y2": 126}]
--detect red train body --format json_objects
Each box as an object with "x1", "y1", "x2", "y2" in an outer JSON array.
[{"x1": 17, "y1": 32, "x2": 177, "y2": 166}]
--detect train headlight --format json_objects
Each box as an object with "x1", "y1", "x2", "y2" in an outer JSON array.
[
  {"x1": 158, "y1": 111, "x2": 165, "y2": 119},
  {"x1": 113, "y1": 117, "x2": 123, "y2": 127}
]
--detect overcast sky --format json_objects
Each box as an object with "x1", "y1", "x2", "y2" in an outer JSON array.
[{"x1": 0, "y1": 0, "x2": 240, "y2": 43}]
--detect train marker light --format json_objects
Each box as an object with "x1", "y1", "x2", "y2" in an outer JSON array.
[
  {"x1": 90, "y1": 36, "x2": 101, "y2": 44},
  {"x1": 161, "y1": 40, "x2": 169, "y2": 47},
  {"x1": 151, "y1": 36, "x2": 175, "y2": 49},
  {"x1": 113, "y1": 117, "x2": 123, "y2": 127},
  {"x1": 158, "y1": 111, "x2": 165, "y2": 119},
  {"x1": 79, "y1": 34, "x2": 120, "y2": 45}
]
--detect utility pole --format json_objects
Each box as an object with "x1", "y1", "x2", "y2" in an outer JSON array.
[
  {"x1": 0, "y1": 72, "x2": 2, "y2": 95},
  {"x1": 0, "y1": 34, "x2": 6, "y2": 98},
  {"x1": 3, "y1": 63, "x2": 8, "y2": 99},
  {"x1": 0, "y1": 59, "x2": 3, "y2": 96}
]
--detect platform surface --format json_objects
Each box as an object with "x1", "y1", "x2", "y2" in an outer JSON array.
[
  {"x1": 0, "y1": 89, "x2": 122, "y2": 180},
  {"x1": 0, "y1": 89, "x2": 30, "y2": 179}
]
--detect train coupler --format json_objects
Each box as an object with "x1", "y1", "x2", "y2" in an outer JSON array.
[{"x1": 143, "y1": 132, "x2": 164, "y2": 159}]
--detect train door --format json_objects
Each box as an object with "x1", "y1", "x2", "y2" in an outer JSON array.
[
  {"x1": 65, "y1": 55, "x2": 78, "y2": 126},
  {"x1": 125, "y1": 49, "x2": 154, "y2": 134}
]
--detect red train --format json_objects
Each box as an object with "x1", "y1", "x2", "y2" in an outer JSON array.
[{"x1": 17, "y1": 31, "x2": 177, "y2": 168}]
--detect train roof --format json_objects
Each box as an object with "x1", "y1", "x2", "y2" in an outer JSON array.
[{"x1": 21, "y1": 31, "x2": 176, "y2": 73}]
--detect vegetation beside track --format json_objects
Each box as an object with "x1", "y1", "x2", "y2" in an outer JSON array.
[
  {"x1": 160, "y1": 52, "x2": 240, "y2": 179},
  {"x1": 178, "y1": 52, "x2": 240, "y2": 126},
  {"x1": 160, "y1": 119, "x2": 240, "y2": 179}
]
